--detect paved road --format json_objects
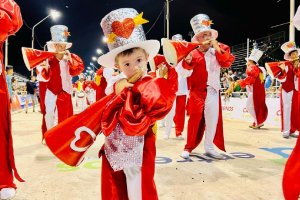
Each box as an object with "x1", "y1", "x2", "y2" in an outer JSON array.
[{"x1": 10, "y1": 107, "x2": 296, "y2": 200}]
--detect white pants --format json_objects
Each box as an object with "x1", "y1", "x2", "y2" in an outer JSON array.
[
  {"x1": 164, "y1": 98, "x2": 176, "y2": 137},
  {"x1": 204, "y1": 87, "x2": 219, "y2": 152},
  {"x1": 45, "y1": 89, "x2": 58, "y2": 130},
  {"x1": 246, "y1": 90, "x2": 257, "y2": 125},
  {"x1": 282, "y1": 90, "x2": 293, "y2": 134},
  {"x1": 123, "y1": 166, "x2": 142, "y2": 200}
]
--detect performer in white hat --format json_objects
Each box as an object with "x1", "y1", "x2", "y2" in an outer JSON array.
[
  {"x1": 83, "y1": 75, "x2": 97, "y2": 105},
  {"x1": 180, "y1": 14, "x2": 235, "y2": 160},
  {"x1": 0, "y1": 1, "x2": 24, "y2": 199},
  {"x1": 163, "y1": 34, "x2": 190, "y2": 140},
  {"x1": 274, "y1": 41, "x2": 299, "y2": 138},
  {"x1": 239, "y1": 48, "x2": 268, "y2": 129},
  {"x1": 97, "y1": 8, "x2": 178, "y2": 199},
  {"x1": 37, "y1": 25, "x2": 84, "y2": 130},
  {"x1": 44, "y1": 8, "x2": 177, "y2": 200},
  {"x1": 74, "y1": 73, "x2": 87, "y2": 112}
]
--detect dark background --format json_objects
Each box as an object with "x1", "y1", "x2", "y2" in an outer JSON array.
[{"x1": 6, "y1": 0, "x2": 298, "y2": 78}]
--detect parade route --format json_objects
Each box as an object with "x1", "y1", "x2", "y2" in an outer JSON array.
[{"x1": 11, "y1": 107, "x2": 296, "y2": 200}]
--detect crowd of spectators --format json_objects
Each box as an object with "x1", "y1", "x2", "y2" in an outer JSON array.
[
  {"x1": 5, "y1": 65, "x2": 39, "y2": 111},
  {"x1": 220, "y1": 68, "x2": 280, "y2": 100}
]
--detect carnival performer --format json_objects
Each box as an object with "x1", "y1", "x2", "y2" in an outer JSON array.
[
  {"x1": 163, "y1": 34, "x2": 190, "y2": 140},
  {"x1": 37, "y1": 25, "x2": 84, "y2": 130},
  {"x1": 74, "y1": 73, "x2": 87, "y2": 111},
  {"x1": 239, "y1": 48, "x2": 268, "y2": 129},
  {"x1": 83, "y1": 75, "x2": 97, "y2": 105},
  {"x1": 280, "y1": 43, "x2": 300, "y2": 200},
  {"x1": 0, "y1": 1, "x2": 24, "y2": 199},
  {"x1": 276, "y1": 41, "x2": 299, "y2": 138},
  {"x1": 180, "y1": 14, "x2": 235, "y2": 160},
  {"x1": 95, "y1": 67, "x2": 107, "y2": 101},
  {"x1": 44, "y1": 8, "x2": 177, "y2": 200}
]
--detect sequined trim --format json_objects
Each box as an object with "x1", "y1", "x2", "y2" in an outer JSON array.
[{"x1": 104, "y1": 124, "x2": 144, "y2": 171}]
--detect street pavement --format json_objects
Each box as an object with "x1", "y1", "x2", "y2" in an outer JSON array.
[{"x1": 10, "y1": 105, "x2": 296, "y2": 200}]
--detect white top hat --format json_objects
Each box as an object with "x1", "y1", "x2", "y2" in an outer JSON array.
[
  {"x1": 245, "y1": 49, "x2": 264, "y2": 63},
  {"x1": 46, "y1": 25, "x2": 72, "y2": 52},
  {"x1": 97, "y1": 8, "x2": 160, "y2": 67},
  {"x1": 190, "y1": 14, "x2": 218, "y2": 42},
  {"x1": 281, "y1": 41, "x2": 300, "y2": 60},
  {"x1": 171, "y1": 34, "x2": 183, "y2": 41}
]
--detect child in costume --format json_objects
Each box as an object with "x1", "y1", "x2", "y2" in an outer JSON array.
[
  {"x1": 180, "y1": 14, "x2": 235, "y2": 160},
  {"x1": 239, "y1": 49, "x2": 268, "y2": 129},
  {"x1": 163, "y1": 34, "x2": 189, "y2": 140},
  {"x1": 83, "y1": 75, "x2": 97, "y2": 105},
  {"x1": 37, "y1": 25, "x2": 84, "y2": 130},
  {"x1": 275, "y1": 41, "x2": 299, "y2": 138},
  {"x1": 44, "y1": 8, "x2": 177, "y2": 200}
]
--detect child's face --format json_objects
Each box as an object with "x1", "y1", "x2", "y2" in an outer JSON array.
[
  {"x1": 195, "y1": 31, "x2": 212, "y2": 43},
  {"x1": 54, "y1": 44, "x2": 67, "y2": 52},
  {"x1": 195, "y1": 31, "x2": 212, "y2": 51},
  {"x1": 290, "y1": 51, "x2": 298, "y2": 60},
  {"x1": 115, "y1": 48, "x2": 149, "y2": 78},
  {"x1": 246, "y1": 60, "x2": 255, "y2": 67}
]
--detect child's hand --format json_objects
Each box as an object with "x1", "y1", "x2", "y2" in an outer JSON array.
[
  {"x1": 64, "y1": 50, "x2": 72, "y2": 62},
  {"x1": 128, "y1": 68, "x2": 143, "y2": 83},
  {"x1": 115, "y1": 78, "x2": 133, "y2": 95},
  {"x1": 158, "y1": 64, "x2": 168, "y2": 78}
]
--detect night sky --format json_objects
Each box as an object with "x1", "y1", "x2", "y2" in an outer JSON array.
[{"x1": 6, "y1": 0, "x2": 298, "y2": 78}]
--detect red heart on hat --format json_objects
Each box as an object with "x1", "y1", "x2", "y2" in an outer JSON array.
[{"x1": 112, "y1": 18, "x2": 135, "y2": 39}]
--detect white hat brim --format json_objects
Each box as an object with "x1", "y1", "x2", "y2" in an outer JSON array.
[
  {"x1": 284, "y1": 49, "x2": 300, "y2": 60},
  {"x1": 97, "y1": 40, "x2": 160, "y2": 68},
  {"x1": 46, "y1": 41, "x2": 72, "y2": 52},
  {"x1": 192, "y1": 29, "x2": 218, "y2": 42}
]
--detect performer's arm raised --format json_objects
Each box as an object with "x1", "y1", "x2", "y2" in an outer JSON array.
[
  {"x1": 239, "y1": 65, "x2": 260, "y2": 88},
  {"x1": 68, "y1": 53, "x2": 84, "y2": 76},
  {"x1": 215, "y1": 43, "x2": 235, "y2": 68}
]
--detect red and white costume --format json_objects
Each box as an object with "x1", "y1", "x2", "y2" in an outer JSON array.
[
  {"x1": 162, "y1": 34, "x2": 190, "y2": 139},
  {"x1": 281, "y1": 43, "x2": 300, "y2": 199},
  {"x1": 44, "y1": 8, "x2": 177, "y2": 200},
  {"x1": 74, "y1": 76, "x2": 87, "y2": 112},
  {"x1": 182, "y1": 43, "x2": 234, "y2": 153},
  {"x1": 39, "y1": 54, "x2": 84, "y2": 129},
  {"x1": 0, "y1": 0, "x2": 24, "y2": 191},
  {"x1": 100, "y1": 68, "x2": 177, "y2": 200},
  {"x1": 240, "y1": 64, "x2": 268, "y2": 126},
  {"x1": 164, "y1": 61, "x2": 190, "y2": 138},
  {"x1": 282, "y1": 68, "x2": 300, "y2": 199},
  {"x1": 44, "y1": 68, "x2": 177, "y2": 200},
  {"x1": 83, "y1": 78, "x2": 97, "y2": 105},
  {"x1": 95, "y1": 68, "x2": 107, "y2": 101},
  {"x1": 276, "y1": 63, "x2": 299, "y2": 135},
  {"x1": 274, "y1": 41, "x2": 300, "y2": 137}
]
